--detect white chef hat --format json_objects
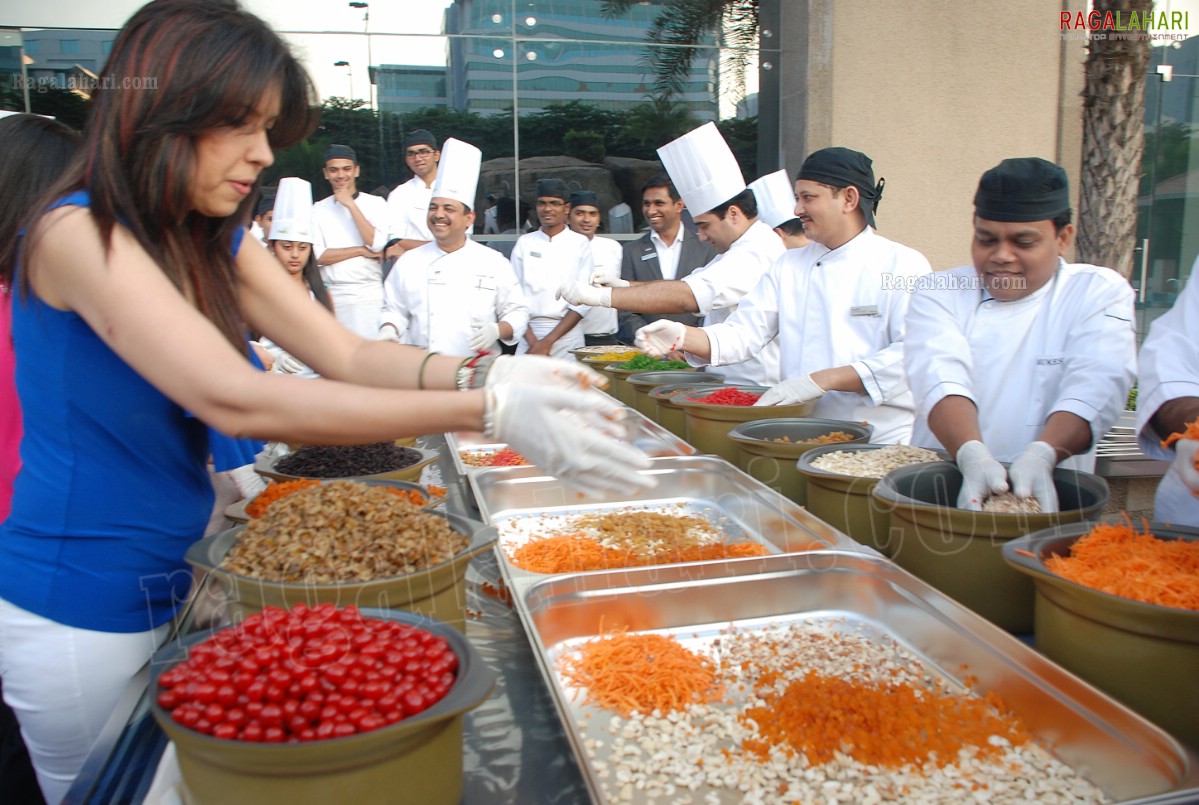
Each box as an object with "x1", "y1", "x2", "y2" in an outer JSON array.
[
  {"x1": 269, "y1": 177, "x2": 315, "y2": 244},
  {"x1": 749, "y1": 169, "x2": 798, "y2": 229},
  {"x1": 430, "y1": 137, "x2": 482, "y2": 210},
  {"x1": 656, "y1": 121, "x2": 747, "y2": 216}
]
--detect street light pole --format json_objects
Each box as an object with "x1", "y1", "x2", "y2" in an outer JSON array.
[
  {"x1": 349, "y1": 1, "x2": 386, "y2": 184},
  {"x1": 333, "y1": 60, "x2": 352, "y2": 99}
]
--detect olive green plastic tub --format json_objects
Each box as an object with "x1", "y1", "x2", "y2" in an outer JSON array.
[
  {"x1": 152, "y1": 609, "x2": 496, "y2": 805},
  {"x1": 628, "y1": 370, "x2": 722, "y2": 420},
  {"x1": 728, "y1": 419, "x2": 873, "y2": 506},
  {"x1": 185, "y1": 510, "x2": 496, "y2": 631},
  {"x1": 675, "y1": 386, "x2": 817, "y2": 463},
  {"x1": 650, "y1": 382, "x2": 726, "y2": 439},
  {"x1": 1004, "y1": 522, "x2": 1199, "y2": 748},
  {"x1": 873, "y1": 462, "x2": 1108, "y2": 633},
  {"x1": 796, "y1": 444, "x2": 946, "y2": 558},
  {"x1": 601, "y1": 362, "x2": 652, "y2": 406}
]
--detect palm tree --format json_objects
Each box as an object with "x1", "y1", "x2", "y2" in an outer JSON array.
[
  {"x1": 1076, "y1": 0, "x2": 1153, "y2": 280},
  {"x1": 600, "y1": 0, "x2": 759, "y2": 103}
]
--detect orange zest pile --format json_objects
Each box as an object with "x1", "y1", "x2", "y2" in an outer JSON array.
[
  {"x1": 558, "y1": 630, "x2": 722, "y2": 717},
  {"x1": 245, "y1": 480, "x2": 443, "y2": 518},
  {"x1": 245, "y1": 479, "x2": 319, "y2": 518},
  {"x1": 741, "y1": 671, "x2": 1029, "y2": 768},
  {"x1": 507, "y1": 534, "x2": 769, "y2": 574},
  {"x1": 1044, "y1": 520, "x2": 1199, "y2": 610}
]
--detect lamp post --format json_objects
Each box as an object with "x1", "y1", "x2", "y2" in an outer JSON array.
[
  {"x1": 333, "y1": 60, "x2": 353, "y2": 99},
  {"x1": 349, "y1": 1, "x2": 386, "y2": 183}
]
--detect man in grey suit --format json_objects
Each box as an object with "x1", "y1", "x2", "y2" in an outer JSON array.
[{"x1": 615, "y1": 175, "x2": 715, "y2": 342}]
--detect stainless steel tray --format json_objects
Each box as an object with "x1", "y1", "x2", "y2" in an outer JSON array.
[
  {"x1": 471, "y1": 455, "x2": 869, "y2": 601},
  {"x1": 446, "y1": 408, "x2": 696, "y2": 478},
  {"x1": 520, "y1": 551, "x2": 1199, "y2": 805}
]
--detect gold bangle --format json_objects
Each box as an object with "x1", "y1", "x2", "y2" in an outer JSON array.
[{"x1": 418, "y1": 351, "x2": 439, "y2": 390}]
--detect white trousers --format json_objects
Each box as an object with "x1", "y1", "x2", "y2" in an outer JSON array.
[
  {"x1": 327, "y1": 282, "x2": 386, "y2": 340},
  {"x1": 515, "y1": 317, "x2": 584, "y2": 359},
  {"x1": 0, "y1": 598, "x2": 168, "y2": 804}
]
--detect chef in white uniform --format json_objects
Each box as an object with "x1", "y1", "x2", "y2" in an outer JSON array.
[
  {"x1": 510, "y1": 178, "x2": 593, "y2": 358},
  {"x1": 312, "y1": 144, "x2": 390, "y2": 339},
  {"x1": 905, "y1": 157, "x2": 1136, "y2": 511},
  {"x1": 567, "y1": 190, "x2": 624, "y2": 347},
  {"x1": 557, "y1": 122, "x2": 782, "y2": 385},
  {"x1": 385, "y1": 129, "x2": 439, "y2": 261},
  {"x1": 636, "y1": 148, "x2": 929, "y2": 444},
  {"x1": 1135, "y1": 255, "x2": 1199, "y2": 527},
  {"x1": 378, "y1": 138, "x2": 529, "y2": 357},
  {"x1": 749, "y1": 169, "x2": 809, "y2": 250}
]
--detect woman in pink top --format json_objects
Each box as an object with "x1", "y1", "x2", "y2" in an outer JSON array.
[{"x1": 0, "y1": 114, "x2": 81, "y2": 522}]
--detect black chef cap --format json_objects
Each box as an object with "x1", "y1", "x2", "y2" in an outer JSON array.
[
  {"x1": 974, "y1": 157, "x2": 1070, "y2": 223},
  {"x1": 255, "y1": 194, "x2": 275, "y2": 217},
  {"x1": 569, "y1": 190, "x2": 599, "y2": 209},
  {"x1": 536, "y1": 178, "x2": 570, "y2": 201},
  {"x1": 798, "y1": 147, "x2": 885, "y2": 228},
  {"x1": 403, "y1": 129, "x2": 438, "y2": 150},
  {"x1": 323, "y1": 144, "x2": 357, "y2": 164}
]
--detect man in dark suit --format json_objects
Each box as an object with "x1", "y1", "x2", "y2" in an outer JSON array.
[{"x1": 615, "y1": 175, "x2": 715, "y2": 342}]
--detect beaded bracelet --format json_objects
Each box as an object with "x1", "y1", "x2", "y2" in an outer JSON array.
[{"x1": 417, "y1": 351, "x2": 439, "y2": 390}]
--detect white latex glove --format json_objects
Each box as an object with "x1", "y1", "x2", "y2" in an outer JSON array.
[
  {"x1": 485, "y1": 354, "x2": 609, "y2": 392},
  {"x1": 955, "y1": 440, "x2": 1009, "y2": 511},
  {"x1": 755, "y1": 374, "x2": 826, "y2": 407},
  {"x1": 590, "y1": 271, "x2": 630, "y2": 288},
  {"x1": 226, "y1": 463, "x2": 267, "y2": 500},
  {"x1": 273, "y1": 353, "x2": 307, "y2": 374},
  {"x1": 556, "y1": 281, "x2": 611, "y2": 308},
  {"x1": 469, "y1": 321, "x2": 502, "y2": 352},
  {"x1": 486, "y1": 384, "x2": 656, "y2": 497},
  {"x1": 379, "y1": 324, "x2": 403, "y2": 343},
  {"x1": 1008, "y1": 440, "x2": 1059, "y2": 513},
  {"x1": 634, "y1": 320, "x2": 685, "y2": 357},
  {"x1": 1172, "y1": 439, "x2": 1199, "y2": 497}
]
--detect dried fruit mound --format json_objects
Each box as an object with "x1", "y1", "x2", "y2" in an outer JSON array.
[{"x1": 742, "y1": 670, "x2": 1029, "y2": 768}]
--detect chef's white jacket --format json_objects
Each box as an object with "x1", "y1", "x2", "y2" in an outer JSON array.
[
  {"x1": 705, "y1": 227, "x2": 930, "y2": 443},
  {"x1": 580, "y1": 235, "x2": 622, "y2": 336},
  {"x1": 312, "y1": 192, "x2": 390, "y2": 339},
  {"x1": 386, "y1": 176, "x2": 434, "y2": 242},
  {"x1": 510, "y1": 227, "x2": 593, "y2": 358},
  {"x1": 681, "y1": 220, "x2": 785, "y2": 386},
  {"x1": 1136, "y1": 256, "x2": 1199, "y2": 526},
  {"x1": 907, "y1": 260, "x2": 1136, "y2": 471},
  {"x1": 378, "y1": 240, "x2": 530, "y2": 356}
]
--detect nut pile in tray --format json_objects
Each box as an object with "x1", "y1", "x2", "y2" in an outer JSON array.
[
  {"x1": 498, "y1": 506, "x2": 771, "y2": 574},
  {"x1": 810, "y1": 445, "x2": 941, "y2": 477},
  {"x1": 458, "y1": 447, "x2": 529, "y2": 468},
  {"x1": 220, "y1": 481, "x2": 467, "y2": 583},
  {"x1": 561, "y1": 621, "x2": 1108, "y2": 804}
]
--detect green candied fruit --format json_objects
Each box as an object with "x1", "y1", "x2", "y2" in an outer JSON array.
[{"x1": 619, "y1": 354, "x2": 692, "y2": 371}]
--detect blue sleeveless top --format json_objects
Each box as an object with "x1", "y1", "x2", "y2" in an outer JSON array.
[{"x1": 0, "y1": 191, "x2": 259, "y2": 631}]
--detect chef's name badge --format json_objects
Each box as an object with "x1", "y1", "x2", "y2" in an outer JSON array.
[
  {"x1": 530, "y1": 251, "x2": 543, "y2": 258},
  {"x1": 1036, "y1": 356, "x2": 1064, "y2": 366},
  {"x1": 640, "y1": 252, "x2": 656, "y2": 262},
  {"x1": 850, "y1": 305, "x2": 880, "y2": 317}
]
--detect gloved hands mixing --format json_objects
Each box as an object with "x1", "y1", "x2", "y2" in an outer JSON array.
[
  {"x1": 1008, "y1": 440, "x2": 1059, "y2": 513},
  {"x1": 755, "y1": 374, "x2": 825, "y2": 407},
  {"x1": 485, "y1": 384, "x2": 655, "y2": 497},
  {"x1": 634, "y1": 320, "x2": 686, "y2": 357},
  {"x1": 556, "y1": 281, "x2": 611, "y2": 308},
  {"x1": 484, "y1": 354, "x2": 610, "y2": 392},
  {"x1": 273, "y1": 353, "x2": 308, "y2": 375},
  {"x1": 590, "y1": 271, "x2": 629, "y2": 288},
  {"x1": 955, "y1": 439, "x2": 1009, "y2": 511},
  {"x1": 1171, "y1": 438, "x2": 1199, "y2": 497},
  {"x1": 468, "y1": 322, "x2": 501, "y2": 353}
]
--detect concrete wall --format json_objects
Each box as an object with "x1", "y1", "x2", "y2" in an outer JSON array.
[{"x1": 778, "y1": 1, "x2": 1087, "y2": 270}]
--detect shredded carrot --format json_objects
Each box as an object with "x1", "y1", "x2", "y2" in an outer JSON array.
[
  {"x1": 558, "y1": 630, "x2": 723, "y2": 717},
  {"x1": 1161, "y1": 417, "x2": 1199, "y2": 449},
  {"x1": 245, "y1": 479, "x2": 319, "y2": 518},
  {"x1": 1044, "y1": 519, "x2": 1199, "y2": 610},
  {"x1": 741, "y1": 670, "x2": 1029, "y2": 769},
  {"x1": 507, "y1": 533, "x2": 770, "y2": 574}
]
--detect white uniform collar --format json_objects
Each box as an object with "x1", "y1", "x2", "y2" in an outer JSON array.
[{"x1": 980, "y1": 256, "x2": 1063, "y2": 304}]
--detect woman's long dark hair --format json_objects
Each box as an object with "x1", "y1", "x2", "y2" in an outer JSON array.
[
  {"x1": 5, "y1": 0, "x2": 319, "y2": 350},
  {"x1": 0, "y1": 116, "x2": 82, "y2": 291}
]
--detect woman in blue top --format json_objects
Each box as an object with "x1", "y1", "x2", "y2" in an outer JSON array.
[{"x1": 0, "y1": 1, "x2": 649, "y2": 799}]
